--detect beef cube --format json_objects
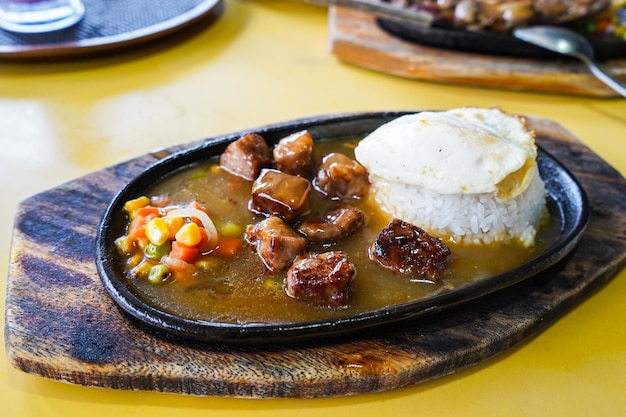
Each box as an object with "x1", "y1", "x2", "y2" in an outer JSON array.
[
  {"x1": 249, "y1": 168, "x2": 311, "y2": 222},
  {"x1": 298, "y1": 205, "x2": 365, "y2": 243},
  {"x1": 273, "y1": 130, "x2": 314, "y2": 178},
  {"x1": 286, "y1": 251, "x2": 356, "y2": 307},
  {"x1": 245, "y1": 216, "x2": 307, "y2": 271},
  {"x1": 219, "y1": 133, "x2": 271, "y2": 181},
  {"x1": 369, "y1": 218, "x2": 451, "y2": 281},
  {"x1": 314, "y1": 152, "x2": 369, "y2": 199}
]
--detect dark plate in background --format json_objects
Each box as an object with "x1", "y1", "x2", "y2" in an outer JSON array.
[
  {"x1": 377, "y1": 18, "x2": 626, "y2": 60},
  {"x1": 96, "y1": 112, "x2": 589, "y2": 345},
  {"x1": 0, "y1": 0, "x2": 223, "y2": 60}
]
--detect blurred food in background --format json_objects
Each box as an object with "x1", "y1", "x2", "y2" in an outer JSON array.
[{"x1": 379, "y1": 0, "x2": 618, "y2": 34}]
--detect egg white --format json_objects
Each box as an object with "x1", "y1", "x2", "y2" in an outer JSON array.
[{"x1": 354, "y1": 107, "x2": 537, "y2": 199}]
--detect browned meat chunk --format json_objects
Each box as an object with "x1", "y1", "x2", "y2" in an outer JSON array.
[
  {"x1": 219, "y1": 133, "x2": 271, "y2": 181},
  {"x1": 273, "y1": 130, "x2": 315, "y2": 178},
  {"x1": 298, "y1": 205, "x2": 366, "y2": 243},
  {"x1": 314, "y1": 152, "x2": 369, "y2": 199},
  {"x1": 249, "y1": 168, "x2": 311, "y2": 222},
  {"x1": 286, "y1": 251, "x2": 356, "y2": 307},
  {"x1": 369, "y1": 218, "x2": 451, "y2": 281},
  {"x1": 534, "y1": 0, "x2": 609, "y2": 24},
  {"x1": 245, "y1": 216, "x2": 307, "y2": 271},
  {"x1": 380, "y1": 0, "x2": 609, "y2": 32}
]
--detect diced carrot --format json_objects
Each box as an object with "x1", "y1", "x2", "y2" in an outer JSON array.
[
  {"x1": 126, "y1": 206, "x2": 161, "y2": 241},
  {"x1": 189, "y1": 201, "x2": 206, "y2": 212},
  {"x1": 214, "y1": 236, "x2": 242, "y2": 257},
  {"x1": 596, "y1": 18, "x2": 610, "y2": 34},
  {"x1": 126, "y1": 216, "x2": 144, "y2": 240},
  {"x1": 169, "y1": 241, "x2": 200, "y2": 264},
  {"x1": 127, "y1": 211, "x2": 158, "y2": 241},
  {"x1": 186, "y1": 201, "x2": 207, "y2": 226},
  {"x1": 198, "y1": 225, "x2": 208, "y2": 243},
  {"x1": 196, "y1": 226, "x2": 217, "y2": 253},
  {"x1": 135, "y1": 206, "x2": 160, "y2": 217}
]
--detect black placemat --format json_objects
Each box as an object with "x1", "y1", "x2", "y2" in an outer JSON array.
[{"x1": 0, "y1": 0, "x2": 223, "y2": 59}]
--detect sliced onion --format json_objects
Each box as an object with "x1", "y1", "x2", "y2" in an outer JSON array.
[
  {"x1": 161, "y1": 255, "x2": 195, "y2": 274},
  {"x1": 165, "y1": 208, "x2": 218, "y2": 249}
]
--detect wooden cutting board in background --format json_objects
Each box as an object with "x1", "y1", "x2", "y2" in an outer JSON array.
[
  {"x1": 5, "y1": 115, "x2": 626, "y2": 398},
  {"x1": 329, "y1": 7, "x2": 626, "y2": 97}
]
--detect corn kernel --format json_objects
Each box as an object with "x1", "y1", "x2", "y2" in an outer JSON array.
[
  {"x1": 263, "y1": 278, "x2": 281, "y2": 291},
  {"x1": 164, "y1": 216, "x2": 184, "y2": 237},
  {"x1": 114, "y1": 236, "x2": 134, "y2": 254},
  {"x1": 124, "y1": 196, "x2": 150, "y2": 213},
  {"x1": 195, "y1": 257, "x2": 221, "y2": 270},
  {"x1": 126, "y1": 252, "x2": 143, "y2": 268},
  {"x1": 146, "y1": 217, "x2": 170, "y2": 245},
  {"x1": 135, "y1": 237, "x2": 150, "y2": 251},
  {"x1": 132, "y1": 261, "x2": 153, "y2": 279},
  {"x1": 175, "y1": 222, "x2": 202, "y2": 247},
  {"x1": 148, "y1": 264, "x2": 169, "y2": 284}
]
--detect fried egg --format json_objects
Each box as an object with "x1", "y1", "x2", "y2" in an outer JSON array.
[{"x1": 354, "y1": 107, "x2": 538, "y2": 199}]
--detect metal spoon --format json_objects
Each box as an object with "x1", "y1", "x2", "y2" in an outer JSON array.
[{"x1": 513, "y1": 25, "x2": 626, "y2": 97}]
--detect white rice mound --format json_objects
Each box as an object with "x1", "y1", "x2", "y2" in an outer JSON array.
[{"x1": 369, "y1": 164, "x2": 547, "y2": 247}]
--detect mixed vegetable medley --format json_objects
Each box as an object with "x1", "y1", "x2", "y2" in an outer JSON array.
[{"x1": 114, "y1": 195, "x2": 242, "y2": 285}]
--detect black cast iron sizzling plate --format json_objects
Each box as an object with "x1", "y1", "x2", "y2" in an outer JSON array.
[
  {"x1": 377, "y1": 19, "x2": 626, "y2": 60},
  {"x1": 96, "y1": 112, "x2": 589, "y2": 344}
]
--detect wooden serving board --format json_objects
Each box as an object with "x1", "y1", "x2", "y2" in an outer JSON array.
[
  {"x1": 5, "y1": 116, "x2": 626, "y2": 398},
  {"x1": 329, "y1": 7, "x2": 626, "y2": 97}
]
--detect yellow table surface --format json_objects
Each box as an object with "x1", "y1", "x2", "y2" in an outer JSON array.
[{"x1": 2, "y1": 1, "x2": 625, "y2": 416}]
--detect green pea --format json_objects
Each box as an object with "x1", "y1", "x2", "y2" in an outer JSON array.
[
  {"x1": 219, "y1": 222, "x2": 243, "y2": 238},
  {"x1": 189, "y1": 167, "x2": 208, "y2": 180},
  {"x1": 144, "y1": 241, "x2": 171, "y2": 260},
  {"x1": 148, "y1": 264, "x2": 170, "y2": 284}
]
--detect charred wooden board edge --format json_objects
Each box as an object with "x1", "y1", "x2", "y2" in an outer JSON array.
[
  {"x1": 328, "y1": 7, "x2": 626, "y2": 97},
  {"x1": 4, "y1": 114, "x2": 626, "y2": 398}
]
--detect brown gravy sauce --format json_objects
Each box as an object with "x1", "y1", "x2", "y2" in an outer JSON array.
[{"x1": 119, "y1": 139, "x2": 559, "y2": 324}]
